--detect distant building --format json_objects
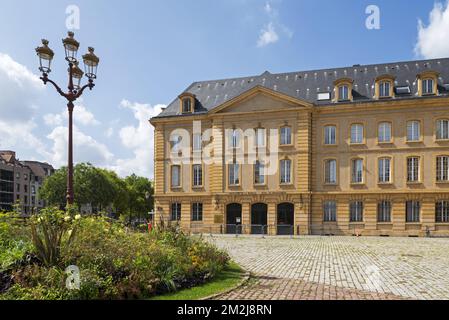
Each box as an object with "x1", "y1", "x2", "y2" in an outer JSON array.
[{"x1": 0, "y1": 151, "x2": 54, "y2": 213}]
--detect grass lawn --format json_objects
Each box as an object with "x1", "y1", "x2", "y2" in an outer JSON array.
[{"x1": 150, "y1": 262, "x2": 245, "y2": 300}]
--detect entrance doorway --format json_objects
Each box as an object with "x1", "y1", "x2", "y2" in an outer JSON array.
[
  {"x1": 226, "y1": 203, "x2": 242, "y2": 234},
  {"x1": 251, "y1": 203, "x2": 268, "y2": 234},
  {"x1": 277, "y1": 203, "x2": 294, "y2": 235}
]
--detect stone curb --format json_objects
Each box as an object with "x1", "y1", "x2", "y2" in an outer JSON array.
[{"x1": 200, "y1": 271, "x2": 251, "y2": 300}]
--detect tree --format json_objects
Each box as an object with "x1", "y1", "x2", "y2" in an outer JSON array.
[{"x1": 123, "y1": 174, "x2": 154, "y2": 222}]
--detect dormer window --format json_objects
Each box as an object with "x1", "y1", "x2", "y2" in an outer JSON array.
[
  {"x1": 338, "y1": 85, "x2": 349, "y2": 101},
  {"x1": 182, "y1": 98, "x2": 191, "y2": 113},
  {"x1": 179, "y1": 93, "x2": 196, "y2": 114},
  {"x1": 334, "y1": 78, "x2": 353, "y2": 102},
  {"x1": 422, "y1": 78, "x2": 434, "y2": 95},
  {"x1": 379, "y1": 81, "x2": 391, "y2": 98},
  {"x1": 375, "y1": 75, "x2": 395, "y2": 99},
  {"x1": 417, "y1": 71, "x2": 439, "y2": 96}
]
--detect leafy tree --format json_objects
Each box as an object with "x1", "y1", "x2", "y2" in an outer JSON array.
[{"x1": 123, "y1": 174, "x2": 154, "y2": 222}]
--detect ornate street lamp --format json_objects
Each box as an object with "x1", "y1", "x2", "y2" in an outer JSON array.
[{"x1": 35, "y1": 32, "x2": 100, "y2": 205}]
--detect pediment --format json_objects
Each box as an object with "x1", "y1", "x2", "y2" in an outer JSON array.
[{"x1": 211, "y1": 86, "x2": 312, "y2": 115}]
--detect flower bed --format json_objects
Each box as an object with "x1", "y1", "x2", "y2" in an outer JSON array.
[{"x1": 0, "y1": 209, "x2": 229, "y2": 300}]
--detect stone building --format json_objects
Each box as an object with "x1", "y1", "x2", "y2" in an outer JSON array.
[
  {"x1": 0, "y1": 151, "x2": 54, "y2": 213},
  {"x1": 150, "y1": 58, "x2": 449, "y2": 237}
]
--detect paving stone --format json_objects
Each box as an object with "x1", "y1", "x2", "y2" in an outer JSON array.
[{"x1": 206, "y1": 235, "x2": 449, "y2": 300}]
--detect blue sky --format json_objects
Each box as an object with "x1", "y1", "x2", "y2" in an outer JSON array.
[{"x1": 0, "y1": 0, "x2": 448, "y2": 178}]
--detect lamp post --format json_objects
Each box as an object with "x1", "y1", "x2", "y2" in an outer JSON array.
[{"x1": 35, "y1": 32, "x2": 100, "y2": 206}]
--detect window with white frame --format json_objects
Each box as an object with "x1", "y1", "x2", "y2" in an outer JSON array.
[
  {"x1": 350, "y1": 201, "x2": 363, "y2": 222},
  {"x1": 280, "y1": 159, "x2": 291, "y2": 184},
  {"x1": 436, "y1": 119, "x2": 449, "y2": 140},
  {"x1": 377, "y1": 201, "x2": 391, "y2": 222},
  {"x1": 406, "y1": 201, "x2": 420, "y2": 223},
  {"x1": 192, "y1": 203, "x2": 203, "y2": 221},
  {"x1": 407, "y1": 120, "x2": 421, "y2": 142},
  {"x1": 422, "y1": 78, "x2": 434, "y2": 95},
  {"x1": 323, "y1": 201, "x2": 337, "y2": 222},
  {"x1": 378, "y1": 122, "x2": 392, "y2": 143},
  {"x1": 324, "y1": 159, "x2": 337, "y2": 184},
  {"x1": 255, "y1": 128, "x2": 266, "y2": 147},
  {"x1": 379, "y1": 81, "x2": 391, "y2": 97},
  {"x1": 351, "y1": 158, "x2": 363, "y2": 183},
  {"x1": 192, "y1": 164, "x2": 202, "y2": 187},
  {"x1": 228, "y1": 163, "x2": 240, "y2": 186},
  {"x1": 280, "y1": 126, "x2": 292, "y2": 145},
  {"x1": 350, "y1": 124, "x2": 364, "y2": 144},
  {"x1": 171, "y1": 165, "x2": 181, "y2": 188},
  {"x1": 436, "y1": 201, "x2": 449, "y2": 223},
  {"x1": 254, "y1": 160, "x2": 265, "y2": 185},
  {"x1": 436, "y1": 156, "x2": 449, "y2": 182},
  {"x1": 171, "y1": 203, "x2": 181, "y2": 221},
  {"x1": 193, "y1": 133, "x2": 202, "y2": 151},
  {"x1": 407, "y1": 157, "x2": 420, "y2": 182},
  {"x1": 378, "y1": 158, "x2": 391, "y2": 183},
  {"x1": 338, "y1": 85, "x2": 349, "y2": 101},
  {"x1": 324, "y1": 125, "x2": 336, "y2": 145}
]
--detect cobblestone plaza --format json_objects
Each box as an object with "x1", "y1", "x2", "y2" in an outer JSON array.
[{"x1": 206, "y1": 235, "x2": 449, "y2": 300}]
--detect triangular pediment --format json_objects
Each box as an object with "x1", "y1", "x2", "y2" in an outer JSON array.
[{"x1": 211, "y1": 86, "x2": 312, "y2": 115}]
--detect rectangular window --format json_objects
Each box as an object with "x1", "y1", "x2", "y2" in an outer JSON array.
[
  {"x1": 280, "y1": 127, "x2": 292, "y2": 145},
  {"x1": 407, "y1": 121, "x2": 421, "y2": 142},
  {"x1": 16, "y1": 184, "x2": 20, "y2": 192},
  {"x1": 171, "y1": 203, "x2": 181, "y2": 221},
  {"x1": 338, "y1": 85, "x2": 349, "y2": 101},
  {"x1": 407, "y1": 157, "x2": 420, "y2": 182},
  {"x1": 422, "y1": 78, "x2": 434, "y2": 95},
  {"x1": 193, "y1": 134, "x2": 202, "y2": 151},
  {"x1": 324, "y1": 126, "x2": 336, "y2": 145},
  {"x1": 192, "y1": 203, "x2": 203, "y2": 221},
  {"x1": 182, "y1": 98, "x2": 192, "y2": 113},
  {"x1": 351, "y1": 159, "x2": 363, "y2": 183},
  {"x1": 350, "y1": 124, "x2": 363, "y2": 144},
  {"x1": 229, "y1": 163, "x2": 240, "y2": 186},
  {"x1": 254, "y1": 161, "x2": 265, "y2": 185},
  {"x1": 378, "y1": 158, "x2": 391, "y2": 183},
  {"x1": 379, "y1": 81, "x2": 391, "y2": 97},
  {"x1": 171, "y1": 165, "x2": 181, "y2": 188},
  {"x1": 406, "y1": 201, "x2": 420, "y2": 223},
  {"x1": 436, "y1": 120, "x2": 449, "y2": 140},
  {"x1": 192, "y1": 164, "x2": 202, "y2": 187},
  {"x1": 324, "y1": 159, "x2": 337, "y2": 184},
  {"x1": 24, "y1": 185, "x2": 28, "y2": 193},
  {"x1": 256, "y1": 128, "x2": 266, "y2": 147},
  {"x1": 436, "y1": 201, "x2": 449, "y2": 223},
  {"x1": 437, "y1": 156, "x2": 449, "y2": 182},
  {"x1": 377, "y1": 201, "x2": 391, "y2": 222},
  {"x1": 323, "y1": 201, "x2": 337, "y2": 222},
  {"x1": 350, "y1": 201, "x2": 363, "y2": 222},
  {"x1": 280, "y1": 159, "x2": 291, "y2": 184},
  {"x1": 378, "y1": 122, "x2": 392, "y2": 143}
]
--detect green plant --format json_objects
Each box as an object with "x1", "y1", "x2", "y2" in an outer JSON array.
[{"x1": 30, "y1": 207, "x2": 79, "y2": 267}]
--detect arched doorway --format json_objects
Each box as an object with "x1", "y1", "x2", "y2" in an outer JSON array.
[
  {"x1": 251, "y1": 203, "x2": 268, "y2": 234},
  {"x1": 277, "y1": 203, "x2": 294, "y2": 235},
  {"x1": 226, "y1": 203, "x2": 242, "y2": 234}
]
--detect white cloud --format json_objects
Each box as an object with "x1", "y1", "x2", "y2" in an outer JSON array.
[
  {"x1": 0, "y1": 53, "x2": 51, "y2": 160},
  {"x1": 43, "y1": 100, "x2": 100, "y2": 127},
  {"x1": 109, "y1": 100, "x2": 165, "y2": 178},
  {"x1": 105, "y1": 127, "x2": 114, "y2": 138},
  {"x1": 415, "y1": 1, "x2": 449, "y2": 59},
  {"x1": 257, "y1": 1, "x2": 292, "y2": 48},
  {"x1": 47, "y1": 125, "x2": 113, "y2": 167},
  {"x1": 257, "y1": 22, "x2": 279, "y2": 47}
]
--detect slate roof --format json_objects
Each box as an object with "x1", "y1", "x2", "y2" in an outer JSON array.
[{"x1": 154, "y1": 57, "x2": 449, "y2": 119}]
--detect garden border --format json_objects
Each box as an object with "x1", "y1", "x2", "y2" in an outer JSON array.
[{"x1": 201, "y1": 271, "x2": 251, "y2": 300}]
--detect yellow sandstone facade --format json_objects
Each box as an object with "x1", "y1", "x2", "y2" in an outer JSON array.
[{"x1": 150, "y1": 59, "x2": 449, "y2": 237}]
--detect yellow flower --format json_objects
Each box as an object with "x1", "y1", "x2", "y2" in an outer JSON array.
[
  {"x1": 67, "y1": 229, "x2": 73, "y2": 237},
  {"x1": 74, "y1": 214, "x2": 81, "y2": 220},
  {"x1": 64, "y1": 215, "x2": 71, "y2": 222}
]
